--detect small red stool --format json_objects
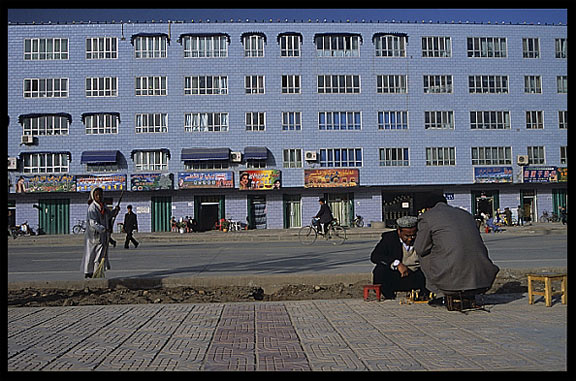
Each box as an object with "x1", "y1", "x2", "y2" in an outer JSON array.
[{"x1": 363, "y1": 285, "x2": 381, "y2": 301}]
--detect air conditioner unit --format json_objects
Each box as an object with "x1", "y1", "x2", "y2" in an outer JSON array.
[
  {"x1": 21, "y1": 135, "x2": 34, "y2": 145},
  {"x1": 8, "y1": 157, "x2": 17, "y2": 170},
  {"x1": 230, "y1": 152, "x2": 242, "y2": 162},
  {"x1": 304, "y1": 151, "x2": 317, "y2": 161},
  {"x1": 517, "y1": 155, "x2": 529, "y2": 166}
]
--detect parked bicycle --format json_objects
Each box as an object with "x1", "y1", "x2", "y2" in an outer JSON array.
[
  {"x1": 72, "y1": 219, "x2": 87, "y2": 234},
  {"x1": 351, "y1": 214, "x2": 364, "y2": 228},
  {"x1": 298, "y1": 218, "x2": 346, "y2": 245},
  {"x1": 539, "y1": 210, "x2": 560, "y2": 223}
]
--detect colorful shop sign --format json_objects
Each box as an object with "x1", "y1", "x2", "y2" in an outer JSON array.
[
  {"x1": 178, "y1": 171, "x2": 234, "y2": 189},
  {"x1": 130, "y1": 173, "x2": 173, "y2": 191},
  {"x1": 239, "y1": 170, "x2": 281, "y2": 190},
  {"x1": 557, "y1": 167, "x2": 568, "y2": 182},
  {"x1": 523, "y1": 166, "x2": 558, "y2": 183},
  {"x1": 474, "y1": 166, "x2": 513, "y2": 183},
  {"x1": 304, "y1": 169, "x2": 359, "y2": 188},
  {"x1": 76, "y1": 174, "x2": 126, "y2": 192},
  {"x1": 14, "y1": 174, "x2": 76, "y2": 193}
]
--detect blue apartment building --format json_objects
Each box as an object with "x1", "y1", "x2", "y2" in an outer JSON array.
[{"x1": 7, "y1": 19, "x2": 567, "y2": 233}]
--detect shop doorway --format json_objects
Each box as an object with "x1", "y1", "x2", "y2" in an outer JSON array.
[
  {"x1": 194, "y1": 195, "x2": 225, "y2": 231},
  {"x1": 382, "y1": 193, "x2": 415, "y2": 228},
  {"x1": 151, "y1": 196, "x2": 172, "y2": 232},
  {"x1": 248, "y1": 195, "x2": 267, "y2": 229},
  {"x1": 472, "y1": 190, "x2": 499, "y2": 218},
  {"x1": 283, "y1": 194, "x2": 301, "y2": 228},
  {"x1": 37, "y1": 199, "x2": 70, "y2": 235},
  {"x1": 325, "y1": 193, "x2": 353, "y2": 227},
  {"x1": 520, "y1": 189, "x2": 536, "y2": 223}
]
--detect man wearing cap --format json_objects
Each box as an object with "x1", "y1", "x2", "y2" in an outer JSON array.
[
  {"x1": 370, "y1": 215, "x2": 428, "y2": 299},
  {"x1": 81, "y1": 187, "x2": 119, "y2": 278}
]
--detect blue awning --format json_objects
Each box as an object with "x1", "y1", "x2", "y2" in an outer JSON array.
[
  {"x1": 181, "y1": 148, "x2": 230, "y2": 161},
  {"x1": 243, "y1": 147, "x2": 268, "y2": 160},
  {"x1": 80, "y1": 150, "x2": 120, "y2": 164}
]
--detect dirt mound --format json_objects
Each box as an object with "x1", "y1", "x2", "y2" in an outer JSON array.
[{"x1": 8, "y1": 268, "x2": 542, "y2": 307}]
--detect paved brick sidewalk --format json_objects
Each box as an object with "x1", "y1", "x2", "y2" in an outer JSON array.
[{"x1": 8, "y1": 294, "x2": 566, "y2": 371}]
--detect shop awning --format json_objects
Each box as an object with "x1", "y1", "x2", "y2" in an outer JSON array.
[
  {"x1": 80, "y1": 150, "x2": 120, "y2": 164},
  {"x1": 243, "y1": 146, "x2": 268, "y2": 160},
  {"x1": 181, "y1": 148, "x2": 230, "y2": 161}
]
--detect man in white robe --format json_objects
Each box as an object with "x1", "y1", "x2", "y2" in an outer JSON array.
[{"x1": 81, "y1": 187, "x2": 119, "y2": 278}]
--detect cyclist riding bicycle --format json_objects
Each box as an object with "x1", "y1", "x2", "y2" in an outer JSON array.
[{"x1": 313, "y1": 198, "x2": 334, "y2": 235}]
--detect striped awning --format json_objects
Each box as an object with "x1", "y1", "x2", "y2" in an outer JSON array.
[
  {"x1": 80, "y1": 150, "x2": 120, "y2": 164},
  {"x1": 181, "y1": 148, "x2": 230, "y2": 161}
]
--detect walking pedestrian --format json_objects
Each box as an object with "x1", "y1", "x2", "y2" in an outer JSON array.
[
  {"x1": 123, "y1": 205, "x2": 139, "y2": 249},
  {"x1": 517, "y1": 205, "x2": 524, "y2": 226}
]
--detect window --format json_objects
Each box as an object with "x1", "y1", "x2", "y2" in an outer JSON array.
[
  {"x1": 559, "y1": 111, "x2": 567, "y2": 129},
  {"x1": 468, "y1": 75, "x2": 508, "y2": 93},
  {"x1": 379, "y1": 148, "x2": 409, "y2": 166},
  {"x1": 135, "y1": 113, "x2": 168, "y2": 133},
  {"x1": 246, "y1": 112, "x2": 266, "y2": 131},
  {"x1": 282, "y1": 112, "x2": 302, "y2": 131},
  {"x1": 282, "y1": 75, "x2": 301, "y2": 94},
  {"x1": 245, "y1": 75, "x2": 265, "y2": 94},
  {"x1": 86, "y1": 37, "x2": 118, "y2": 59},
  {"x1": 426, "y1": 147, "x2": 456, "y2": 166},
  {"x1": 279, "y1": 33, "x2": 301, "y2": 57},
  {"x1": 318, "y1": 112, "x2": 361, "y2": 130},
  {"x1": 423, "y1": 75, "x2": 452, "y2": 93},
  {"x1": 374, "y1": 34, "x2": 407, "y2": 57},
  {"x1": 522, "y1": 38, "x2": 540, "y2": 58},
  {"x1": 23, "y1": 78, "x2": 68, "y2": 98},
  {"x1": 243, "y1": 33, "x2": 265, "y2": 57},
  {"x1": 181, "y1": 34, "x2": 228, "y2": 57},
  {"x1": 22, "y1": 152, "x2": 69, "y2": 174},
  {"x1": 24, "y1": 38, "x2": 68, "y2": 60},
  {"x1": 317, "y1": 75, "x2": 360, "y2": 94},
  {"x1": 185, "y1": 76, "x2": 228, "y2": 95},
  {"x1": 185, "y1": 161, "x2": 229, "y2": 171},
  {"x1": 185, "y1": 112, "x2": 228, "y2": 132},
  {"x1": 283, "y1": 149, "x2": 303, "y2": 168},
  {"x1": 84, "y1": 113, "x2": 119, "y2": 135},
  {"x1": 378, "y1": 111, "x2": 408, "y2": 130},
  {"x1": 555, "y1": 38, "x2": 567, "y2": 58},
  {"x1": 377, "y1": 75, "x2": 407, "y2": 93},
  {"x1": 470, "y1": 111, "x2": 510, "y2": 129},
  {"x1": 319, "y1": 148, "x2": 362, "y2": 167},
  {"x1": 133, "y1": 35, "x2": 168, "y2": 58},
  {"x1": 135, "y1": 76, "x2": 167, "y2": 96},
  {"x1": 134, "y1": 150, "x2": 169, "y2": 171},
  {"x1": 467, "y1": 37, "x2": 507, "y2": 57},
  {"x1": 424, "y1": 111, "x2": 454, "y2": 129},
  {"x1": 21, "y1": 114, "x2": 69, "y2": 136},
  {"x1": 526, "y1": 111, "x2": 544, "y2": 129},
  {"x1": 471, "y1": 147, "x2": 512, "y2": 165},
  {"x1": 422, "y1": 36, "x2": 451, "y2": 57},
  {"x1": 524, "y1": 75, "x2": 542, "y2": 93},
  {"x1": 557, "y1": 76, "x2": 568, "y2": 93},
  {"x1": 560, "y1": 146, "x2": 567, "y2": 164},
  {"x1": 246, "y1": 160, "x2": 266, "y2": 169},
  {"x1": 527, "y1": 146, "x2": 545, "y2": 165},
  {"x1": 315, "y1": 34, "x2": 361, "y2": 57},
  {"x1": 86, "y1": 77, "x2": 118, "y2": 97}
]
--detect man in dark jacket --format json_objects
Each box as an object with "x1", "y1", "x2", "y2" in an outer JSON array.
[
  {"x1": 123, "y1": 205, "x2": 139, "y2": 249},
  {"x1": 314, "y1": 198, "x2": 334, "y2": 234},
  {"x1": 370, "y1": 216, "x2": 428, "y2": 299},
  {"x1": 414, "y1": 194, "x2": 499, "y2": 300}
]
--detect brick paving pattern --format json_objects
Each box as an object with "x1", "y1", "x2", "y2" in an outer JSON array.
[{"x1": 8, "y1": 295, "x2": 566, "y2": 371}]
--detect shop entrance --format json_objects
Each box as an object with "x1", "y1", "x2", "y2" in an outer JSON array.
[
  {"x1": 325, "y1": 193, "x2": 353, "y2": 227},
  {"x1": 472, "y1": 190, "x2": 499, "y2": 218},
  {"x1": 36, "y1": 199, "x2": 70, "y2": 235},
  {"x1": 248, "y1": 195, "x2": 267, "y2": 229},
  {"x1": 382, "y1": 193, "x2": 415, "y2": 228},
  {"x1": 283, "y1": 194, "x2": 301, "y2": 228},
  {"x1": 520, "y1": 189, "x2": 536, "y2": 223},
  {"x1": 194, "y1": 195, "x2": 225, "y2": 231},
  {"x1": 151, "y1": 196, "x2": 172, "y2": 232}
]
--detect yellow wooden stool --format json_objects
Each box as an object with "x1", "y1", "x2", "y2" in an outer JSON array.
[{"x1": 527, "y1": 273, "x2": 567, "y2": 307}]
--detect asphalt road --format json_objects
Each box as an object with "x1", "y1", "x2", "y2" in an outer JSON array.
[{"x1": 7, "y1": 233, "x2": 567, "y2": 283}]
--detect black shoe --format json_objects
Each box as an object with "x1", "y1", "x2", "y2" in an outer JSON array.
[
  {"x1": 124, "y1": 246, "x2": 129, "y2": 249},
  {"x1": 428, "y1": 297, "x2": 445, "y2": 307},
  {"x1": 134, "y1": 242, "x2": 139, "y2": 249},
  {"x1": 84, "y1": 273, "x2": 93, "y2": 279}
]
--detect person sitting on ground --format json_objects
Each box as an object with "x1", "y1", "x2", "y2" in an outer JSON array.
[{"x1": 370, "y1": 216, "x2": 429, "y2": 300}]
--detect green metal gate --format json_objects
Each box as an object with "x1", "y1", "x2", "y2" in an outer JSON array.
[
  {"x1": 37, "y1": 199, "x2": 70, "y2": 235},
  {"x1": 151, "y1": 196, "x2": 172, "y2": 232}
]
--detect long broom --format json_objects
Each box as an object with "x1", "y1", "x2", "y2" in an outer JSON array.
[{"x1": 93, "y1": 187, "x2": 125, "y2": 278}]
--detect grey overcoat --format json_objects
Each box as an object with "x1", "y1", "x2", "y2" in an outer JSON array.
[{"x1": 413, "y1": 202, "x2": 499, "y2": 293}]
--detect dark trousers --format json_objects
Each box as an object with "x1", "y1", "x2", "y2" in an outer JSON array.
[
  {"x1": 373, "y1": 265, "x2": 428, "y2": 299},
  {"x1": 124, "y1": 230, "x2": 138, "y2": 248}
]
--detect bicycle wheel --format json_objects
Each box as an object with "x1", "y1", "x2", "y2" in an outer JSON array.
[
  {"x1": 327, "y1": 225, "x2": 346, "y2": 245},
  {"x1": 298, "y1": 225, "x2": 317, "y2": 245},
  {"x1": 72, "y1": 225, "x2": 83, "y2": 234},
  {"x1": 356, "y1": 219, "x2": 364, "y2": 228}
]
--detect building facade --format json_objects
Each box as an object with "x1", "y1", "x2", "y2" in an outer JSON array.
[{"x1": 7, "y1": 20, "x2": 568, "y2": 233}]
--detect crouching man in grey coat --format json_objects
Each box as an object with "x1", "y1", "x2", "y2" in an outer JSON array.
[{"x1": 414, "y1": 194, "x2": 499, "y2": 307}]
